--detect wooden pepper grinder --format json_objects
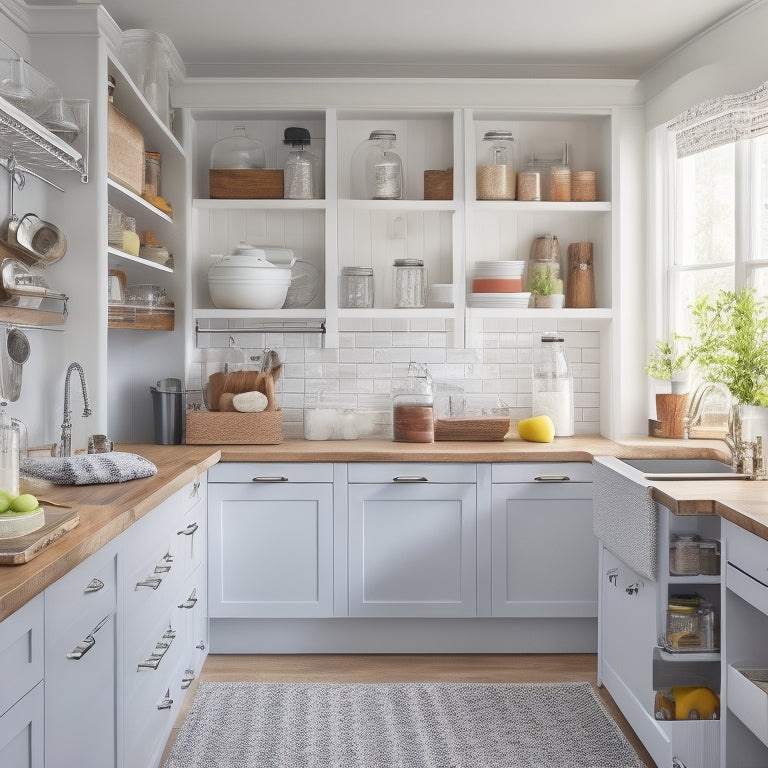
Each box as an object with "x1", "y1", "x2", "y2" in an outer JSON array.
[{"x1": 565, "y1": 242, "x2": 595, "y2": 308}]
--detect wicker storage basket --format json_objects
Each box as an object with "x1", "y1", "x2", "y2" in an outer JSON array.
[
  {"x1": 107, "y1": 103, "x2": 145, "y2": 195},
  {"x1": 434, "y1": 417, "x2": 511, "y2": 441},
  {"x1": 209, "y1": 169, "x2": 284, "y2": 199},
  {"x1": 424, "y1": 170, "x2": 453, "y2": 200},
  {"x1": 185, "y1": 409, "x2": 283, "y2": 444}
]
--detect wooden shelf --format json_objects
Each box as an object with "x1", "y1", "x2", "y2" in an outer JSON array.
[
  {"x1": 107, "y1": 246, "x2": 174, "y2": 273},
  {"x1": 0, "y1": 305, "x2": 66, "y2": 327},
  {"x1": 108, "y1": 303, "x2": 174, "y2": 331}
]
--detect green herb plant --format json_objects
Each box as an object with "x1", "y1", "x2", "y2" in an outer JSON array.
[
  {"x1": 528, "y1": 265, "x2": 563, "y2": 297},
  {"x1": 644, "y1": 336, "x2": 691, "y2": 381},
  {"x1": 689, "y1": 287, "x2": 768, "y2": 406}
]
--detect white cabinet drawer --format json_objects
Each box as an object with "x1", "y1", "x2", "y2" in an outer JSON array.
[
  {"x1": 0, "y1": 595, "x2": 43, "y2": 718},
  {"x1": 725, "y1": 518, "x2": 768, "y2": 589},
  {"x1": 728, "y1": 664, "x2": 768, "y2": 748},
  {"x1": 210, "y1": 462, "x2": 334, "y2": 483},
  {"x1": 45, "y1": 543, "x2": 116, "y2": 635},
  {"x1": 491, "y1": 462, "x2": 593, "y2": 483},
  {"x1": 347, "y1": 462, "x2": 476, "y2": 483}
]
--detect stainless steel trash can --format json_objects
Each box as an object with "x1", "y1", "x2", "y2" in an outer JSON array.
[{"x1": 150, "y1": 378, "x2": 184, "y2": 445}]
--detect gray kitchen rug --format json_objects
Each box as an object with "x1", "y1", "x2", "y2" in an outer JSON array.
[{"x1": 163, "y1": 681, "x2": 647, "y2": 768}]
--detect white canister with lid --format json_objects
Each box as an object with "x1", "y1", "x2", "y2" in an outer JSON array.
[{"x1": 208, "y1": 243, "x2": 292, "y2": 309}]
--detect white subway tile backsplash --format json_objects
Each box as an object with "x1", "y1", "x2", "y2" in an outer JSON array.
[{"x1": 192, "y1": 318, "x2": 602, "y2": 436}]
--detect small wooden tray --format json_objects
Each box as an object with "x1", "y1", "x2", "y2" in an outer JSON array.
[
  {"x1": 435, "y1": 417, "x2": 511, "y2": 441},
  {"x1": 209, "y1": 169, "x2": 284, "y2": 199},
  {"x1": 0, "y1": 506, "x2": 79, "y2": 566}
]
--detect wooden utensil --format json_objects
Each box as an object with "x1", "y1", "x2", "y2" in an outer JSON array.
[
  {"x1": 206, "y1": 371, "x2": 228, "y2": 412},
  {"x1": 565, "y1": 241, "x2": 595, "y2": 308}
]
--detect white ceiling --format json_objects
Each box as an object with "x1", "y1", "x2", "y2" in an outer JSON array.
[{"x1": 29, "y1": 0, "x2": 761, "y2": 78}]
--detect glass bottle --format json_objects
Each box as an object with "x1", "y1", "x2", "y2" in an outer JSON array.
[
  {"x1": 477, "y1": 130, "x2": 516, "y2": 200},
  {"x1": 392, "y1": 363, "x2": 434, "y2": 442},
  {"x1": 361, "y1": 130, "x2": 403, "y2": 200},
  {"x1": 0, "y1": 405, "x2": 19, "y2": 498},
  {"x1": 532, "y1": 332, "x2": 574, "y2": 437},
  {"x1": 283, "y1": 127, "x2": 315, "y2": 200},
  {"x1": 210, "y1": 125, "x2": 266, "y2": 169}
]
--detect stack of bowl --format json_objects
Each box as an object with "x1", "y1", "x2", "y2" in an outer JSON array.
[{"x1": 468, "y1": 260, "x2": 530, "y2": 307}]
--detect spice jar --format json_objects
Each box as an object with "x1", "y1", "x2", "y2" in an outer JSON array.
[
  {"x1": 143, "y1": 151, "x2": 161, "y2": 198},
  {"x1": 477, "y1": 130, "x2": 515, "y2": 200},
  {"x1": 283, "y1": 127, "x2": 316, "y2": 200},
  {"x1": 362, "y1": 130, "x2": 403, "y2": 200},
  {"x1": 339, "y1": 266, "x2": 374, "y2": 308},
  {"x1": 532, "y1": 332, "x2": 574, "y2": 437},
  {"x1": 393, "y1": 363, "x2": 434, "y2": 443},
  {"x1": 393, "y1": 259, "x2": 426, "y2": 308}
]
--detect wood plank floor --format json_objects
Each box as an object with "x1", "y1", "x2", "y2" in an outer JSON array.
[{"x1": 161, "y1": 653, "x2": 657, "y2": 767}]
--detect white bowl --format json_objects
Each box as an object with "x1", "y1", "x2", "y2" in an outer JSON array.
[{"x1": 208, "y1": 275, "x2": 290, "y2": 309}]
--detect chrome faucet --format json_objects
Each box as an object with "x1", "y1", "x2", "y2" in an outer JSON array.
[{"x1": 58, "y1": 362, "x2": 92, "y2": 457}]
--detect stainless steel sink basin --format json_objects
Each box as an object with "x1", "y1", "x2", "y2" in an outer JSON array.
[{"x1": 618, "y1": 458, "x2": 745, "y2": 480}]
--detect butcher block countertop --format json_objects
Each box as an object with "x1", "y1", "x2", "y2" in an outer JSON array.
[{"x1": 0, "y1": 435, "x2": 757, "y2": 622}]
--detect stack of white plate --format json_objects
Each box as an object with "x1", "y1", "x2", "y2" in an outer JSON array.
[
  {"x1": 469, "y1": 260, "x2": 529, "y2": 307},
  {"x1": 469, "y1": 292, "x2": 531, "y2": 308}
]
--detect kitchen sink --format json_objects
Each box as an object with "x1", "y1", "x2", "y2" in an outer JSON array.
[{"x1": 618, "y1": 457, "x2": 745, "y2": 480}]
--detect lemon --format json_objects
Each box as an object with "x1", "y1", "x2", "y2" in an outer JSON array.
[
  {"x1": 518, "y1": 415, "x2": 556, "y2": 443},
  {"x1": 0, "y1": 489, "x2": 14, "y2": 513},
  {"x1": 9, "y1": 493, "x2": 39, "y2": 514}
]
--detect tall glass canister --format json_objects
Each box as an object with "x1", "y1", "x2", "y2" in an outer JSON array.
[
  {"x1": 477, "y1": 130, "x2": 516, "y2": 200},
  {"x1": 361, "y1": 130, "x2": 403, "y2": 200},
  {"x1": 283, "y1": 126, "x2": 317, "y2": 200},
  {"x1": 532, "y1": 332, "x2": 574, "y2": 437}
]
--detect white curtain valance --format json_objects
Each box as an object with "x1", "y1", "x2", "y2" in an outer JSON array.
[{"x1": 670, "y1": 80, "x2": 768, "y2": 158}]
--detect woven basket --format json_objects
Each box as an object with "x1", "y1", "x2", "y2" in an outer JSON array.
[
  {"x1": 424, "y1": 170, "x2": 453, "y2": 200},
  {"x1": 434, "y1": 417, "x2": 511, "y2": 441},
  {"x1": 107, "y1": 103, "x2": 145, "y2": 195},
  {"x1": 185, "y1": 409, "x2": 283, "y2": 444}
]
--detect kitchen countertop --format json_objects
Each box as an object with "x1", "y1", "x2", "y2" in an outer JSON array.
[{"x1": 0, "y1": 435, "x2": 746, "y2": 623}]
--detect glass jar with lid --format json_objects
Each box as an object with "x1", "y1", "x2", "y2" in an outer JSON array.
[
  {"x1": 352, "y1": 130, "x2": 403, "y2": 200},
  {"x1": 532, "y1": 332, "x2": 574, "y2": 437},
  {"x1": 393, "y1": 258, "x2": 427, "y2": 308},
  {"x1": 392, "y1": 362, "x2": 434, "y2": 443},
  {"x1": 477, "y1": 130, "x2": 516, "y2": 200},
  {"x1": 210, "y1": 126, "x2": 266, "y2": 169},
  {"x1": 339, "y1": 266, "x2": 374, "y2": 308},
  {"x1": 283, "y1": 126, "x2": 318, "y2": 200},
  {"x1": 669, "y1": 534, "x2": 701, "y2": 576},
  {"x1": 0, "y1": 405, "x2": 19, "y2": 498}
]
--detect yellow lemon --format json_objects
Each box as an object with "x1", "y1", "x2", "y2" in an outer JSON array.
[
  {"x1": 518, "y1": 415, "x2": 556, "y2": 443},
  {"x1": 9, "y1": 493, "x2": 39, "y2": 514}
]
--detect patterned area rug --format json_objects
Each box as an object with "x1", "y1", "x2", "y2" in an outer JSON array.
[{"x1": 163, "y1": 681, "x2": 646, "y2": 768}]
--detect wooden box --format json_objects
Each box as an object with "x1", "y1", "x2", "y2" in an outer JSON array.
[
  {"x1": 185, "y1": 409, "x2": 283, "y2": 444},
  {"x1": 209, "y1": 169, "x2": 284, "y2": 199},
  {"x1": 107, "y1": 103, "x2": 145, "y2": 196},
  {"x1": 424, "y1": 170, "x2": 453, "y2": 200}
]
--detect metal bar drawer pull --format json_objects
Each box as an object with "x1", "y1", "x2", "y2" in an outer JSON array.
[
  {"x1": 251, "y1": 476, "x2": 288, "y2": 483},
  {"x1": 178, "y1": 588, "x2": 198, "y2": 609},
  {"x1": 135, "y1": 577, "x2": 162, "y2": 590},
  {"x1": 180, "y1": 669, "x2": 195, "y2": 690},
  {"x1": 177, "y1": 522, "x2": 199, "y2": 536},
  {"x1": 83, "y1": 578, "x2": 104, "y2": 594},
  {"x1": 157, "y1": 689, "x2": 174, "y2": 710},
  {"x1": 67, "y1": 614, "x2": 111, "y2": 660},
  {"x1": 138, "y1": 626, "x2": 176, "y2": 670},
  {"x1": 393, "y1": 476, "x2": 428, "y2": 482},
  {"x1": 534, "y1": 475, "x2": 571, "y2": 482}
]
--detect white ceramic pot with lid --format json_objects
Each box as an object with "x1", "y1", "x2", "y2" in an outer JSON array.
[{"x1": 208, "y1": 242, "x2": 292, "y2": 309}]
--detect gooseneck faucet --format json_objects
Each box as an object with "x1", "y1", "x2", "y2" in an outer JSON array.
[{"x1": 59, "y1": 363, "x2": 92, "y2": 457}]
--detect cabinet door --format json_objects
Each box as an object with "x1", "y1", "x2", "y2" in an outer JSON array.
[
  {"x1": 208, "y1": 481, "x2": 334, "y2": 617},
  {"x1": 348, "y1": 482, "x2": 476, "y2": 617},
  {"x1": 0, "y1": 683, "x2": 43, "y2": 768},
  {"x1": 491, "y1": 480, "x2": 596, "y2": 617},
  {"x1": 0, "y1": 594, "x2": 43, "y2": 718}
]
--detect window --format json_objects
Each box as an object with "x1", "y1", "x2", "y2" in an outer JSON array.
[{"x1": 661, "y1": 84, "x2": 768, "y2": 340}]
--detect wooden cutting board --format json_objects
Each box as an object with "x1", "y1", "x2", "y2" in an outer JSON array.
[{"x1": 0, "y1": 506, "x2": 79, "y2": 565}]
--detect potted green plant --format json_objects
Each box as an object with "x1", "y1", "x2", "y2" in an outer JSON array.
[
  {"x1": 528, "y1": 265, "x2": 564, "y2": 308},
  {"x1": 644, "y1": 335, "x2": 691, "y2": 437},
  {"x1": 689, "y1": 287, "x2": 768, "y2": 441},
  {"x1": 644, "y1": 335, "x2": 691, "y2": 394}
]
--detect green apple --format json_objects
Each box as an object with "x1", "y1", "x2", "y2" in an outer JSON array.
[
  {"x1": 9, "y1": 493, "x2": 39, "y2": 514},
  {"x1": 0, "y1": 489, "x2": 14, "y2": 513}
]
